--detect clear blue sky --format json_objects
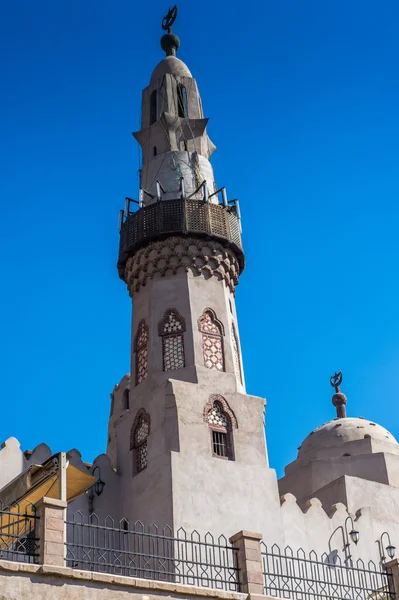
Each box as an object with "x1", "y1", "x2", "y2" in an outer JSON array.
[{"x1": 1, "y1": 0, "x2": 399, "y2": 478}]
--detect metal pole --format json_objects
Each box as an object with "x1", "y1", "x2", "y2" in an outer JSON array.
[
  {"x1": 235, "y1": 200, "x2": 242, "y2": 233},
  {"x1": 203, "y1": 181, "x2": 209, "y2": 202},
  {"x1": 59, "y1": 452, "x2": 67, "y2": 502},
  {"x1": 118, "y1": 210, "x2": 124, "y2": 231},
  {"x1": 222, "y1": 187, "x2": 228, "y2": 207},
  {"x1": 156, "y1": 181, "x2": 162, "y2": 202},
  {"x1": 181, "y1": 177, "x2": 185, "y2": 199}
]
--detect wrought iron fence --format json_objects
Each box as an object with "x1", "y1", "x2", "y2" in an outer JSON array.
[
  {"x1": 261, "y1": 542, "x2": 395, "y2": 600},
  {"x1": 117, "y1": 197, "x2": 244, "y2": 278},
  {"x1": 66, "y1": 513, "x2": 240, "y2": 591},
  {"x1": 0, "y1": 502, "x2": 39, "y2": 563}
]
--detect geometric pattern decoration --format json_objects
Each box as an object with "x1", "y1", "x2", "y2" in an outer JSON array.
[
  {"x1": 203, "y1": 394, "x2": 238, "y2": 429},
  {"x1": 124, "y1": 236, "x2": 240, "y2": 295},
  {"x1": 158, "y1": 309, "x2": 186, "y2": 371},
  {"x1": 198, "y1": 309, "x2": 224, "y2": 372},
  {"x1": 231, "y1": 322, "x2": 243, "y2": 385},
  {"x1": 134, "y1": 319, "x2": 149, "y2": 386},
  {"x1": 130, "y1": 408, "x2": 151, "y2": 474},
  {"x1": 206, "y1": 403, "x2": 229, "y2": 428}
]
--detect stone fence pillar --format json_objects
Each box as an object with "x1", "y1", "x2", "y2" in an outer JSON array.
[
  {"x1": 386, "y1": 558, "x2": 399, "y2": 597},
  {"x1": 35, "y1": 497, "x2": 67, "y2": 566},
  {"x1": 229, "y1": 530, "x2": 263, "y2": 595}
]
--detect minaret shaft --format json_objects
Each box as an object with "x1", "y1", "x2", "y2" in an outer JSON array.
[{"x1": 108, "y1": 14, "x2": 282, "y2": 540}]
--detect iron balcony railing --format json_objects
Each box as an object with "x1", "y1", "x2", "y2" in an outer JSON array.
[
  {"x1": 117, "y1": 197, "x2": 244, "y2": 278},
  {"x1": 0, "y1": 501, "x2": 40, "y2": 563},
  {"x1": 66, "y1": 513, "x2": 240, "y2": 592},
  {"x1": 261, "y1": 542, "x2": 395, "y2": 600}
]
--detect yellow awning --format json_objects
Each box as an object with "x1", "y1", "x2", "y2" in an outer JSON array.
[{"x1": 0, "y1": 457, "x2": 96, "y2": 549}]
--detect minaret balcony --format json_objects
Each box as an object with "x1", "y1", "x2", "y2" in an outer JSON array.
[{"x1": 117, "y1": 197, "x2": 244, "y2": 279}]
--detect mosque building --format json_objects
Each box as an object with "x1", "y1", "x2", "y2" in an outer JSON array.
[{"x1": 1, "y1": 8, "x2": 399, "y2": 600}]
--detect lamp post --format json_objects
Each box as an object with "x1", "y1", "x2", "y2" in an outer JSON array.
[
  {"x1": 379, "y1": 532, "x2": 396, "y2": 564},
  {"x1": 88, "y1": 465, "x2": 105, "y2": 514},
  {"x1": 328, "y1": 516, "x2": 360, "y2": 565}
]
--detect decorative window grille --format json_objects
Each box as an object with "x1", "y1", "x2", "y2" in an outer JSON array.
[
  {"x1": 204, "y1": 395, "x2": 237, "y2": 461},
  {"x1": 131, "y1": 409, "x2": 151, "y2": 475},
  {"x1": 198, "y1": 309, "x2": 225, "y2": 372},
  {"x1": 231, "y1": 323, "x2": 243, "y2": 385},
  {"x1": 134, "y1": 320, "x2": 149, "y2": 386},
  {"x1": 158, "y1": 309, "x2": 186, "y2": 371},
  {"x1": 212, "y1": 430, "x2": 228, "y2": 458}
]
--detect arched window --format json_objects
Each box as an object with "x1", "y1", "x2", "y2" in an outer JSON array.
[
  {"x1": 231, "y1": 323, "x2": 243, "y2": 385},
  {"x1": 177, "y1": 84, "x2": 188, "y2": 118},
  {"x1": 134, "y1": 320, "x2": 149, "y2": 386},
  {"x1": 150, "y1": 90, "x2": 157, "y2": 125},
  {"x1": 130, "y1": 409, "x2": 151, "y2": 474},
  {"x1": 122, "y1": 389, "x2": 129, "y2": 411},
  {"x1": 198, "y1": 309, "x2": 224, "y2": 371},
  {"x1": 203, "y1": 395, "x2": 237, "y2": 461},
  {"x1": 158, "y1": 309, "x2": 186, "y2": 371}
]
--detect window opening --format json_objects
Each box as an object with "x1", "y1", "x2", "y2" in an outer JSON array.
[
  {"x1": 177, "y1": 84, "x2": 188, "y2": 118},
  {"x1": 158, "y1": 309, "x2": 186, "y2": 371},
  {"x1": 131, "y1": 409, "x2": 151, "y2": 475},
  {"x1": 150, "y1": 90, "x2": 157, "y2": 125},
  {"x1": 204, "y1": 399, "x2": 235, "y2": 461},
  {"x1": 134, "y1": 320, "x2": 149, "y2": 385},
  {"x1": 153, "y1": 146, "x2": 157, "y2": 156},
  {"x1": 212, "y1": 430, "x2": 228, "y2": 458},
  {"x1": 122, "y1": 389, "x2": 129, "y2": 411},
  {"x1": 198, "y1": 309, "x2": 224, "y2": 371}
]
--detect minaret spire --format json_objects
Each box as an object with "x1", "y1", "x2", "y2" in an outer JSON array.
[
  {"x1": 161, "y1": 5, "x2": 180, "y2": 56},
  {"x1": 330, "y1": 370, "x2": 348, "y2": 418}
]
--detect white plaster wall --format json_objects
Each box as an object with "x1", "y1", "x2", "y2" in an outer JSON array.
[
  {"x1": 129, "y1": 270, "x2": 243, "y2": 394},
  {"x1": 141, "y1": 151, "x2": 216, "y2": 203}
]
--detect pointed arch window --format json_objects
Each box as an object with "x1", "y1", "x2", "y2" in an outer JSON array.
[
  {"x1": 158, "y1": 309, "x2": 186, "y2": 371},
  {"x1": 177, "y1": 84, "x2": 188, "y2": 118},
  {"x1": 134, "y1": 320, "x2": 149, "y2": 386},
  {"x1": 130, "y1": 409, "x2": 151, "y2": 474},
  {"x1": 204, "y1": 395, "x2": 237, "y2": 460},
  {"x1": 150, "y1": 90, "x2": 158, "y2": 125},
  {"x1": 198, "y1": 309, "x2": 224, "y2": 372},
  {"x1": 231, "y1": 323, "x2": 243, "y2": 385}
]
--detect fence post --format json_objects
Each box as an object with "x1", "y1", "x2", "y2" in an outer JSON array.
[
  {"x1": 229, "y1": 530, "x2": 263, "y2": 595},
  {"x1": 386, "y1": 558, "x2": 399, "y2": 597},
  {"x1": 35, "y1": 497, "x2": 67, "y2": 566}
]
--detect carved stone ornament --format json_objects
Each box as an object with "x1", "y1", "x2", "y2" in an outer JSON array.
[
  {"x1": 203, "y1": 394, "x2": 238, "y2": 429},
  {"x1": 124, "y1": 236, "x2": 240, "y2": 296}
]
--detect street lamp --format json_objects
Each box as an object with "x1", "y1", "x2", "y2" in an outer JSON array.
[
  {"x1": 379, "y1": 532, "x2": 396, "y2": 563},
  {"x1": 88, "y1": 465, "x2": 105, "y2": 514},
  {"x1": 92, "y1": 465, "x2": 105, "y2": 496},
  {"x1": 328, "y1": 516, "x2": 360, "y2": 565}
]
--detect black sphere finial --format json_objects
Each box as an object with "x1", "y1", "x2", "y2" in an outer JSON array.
[{"x1": 160, "y1": 5, "x2": 180, "y2": 56}]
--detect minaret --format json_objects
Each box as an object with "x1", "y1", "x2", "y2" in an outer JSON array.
[{"x1": 108, "y1": 8, "x2": 283, "y2": 539}]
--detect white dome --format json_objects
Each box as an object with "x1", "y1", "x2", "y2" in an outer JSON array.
[
  {"x1": 298, "y1": 417, "x2": 398, "y2": 461},
  {"x1": 150, "y1": 56, "x2": 192, "y2": 85}
]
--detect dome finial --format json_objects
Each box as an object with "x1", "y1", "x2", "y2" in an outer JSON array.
[
  {"x1": 330, "y1": 370, "x2": 347, "y2": 418},
  {"x1": 161, "y1": 6, "x2": 180, "y2": 57}
]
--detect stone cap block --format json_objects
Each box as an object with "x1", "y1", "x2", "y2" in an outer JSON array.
[
  {"x1": 230, "y1": 531, "x2": 263, "y2": 544},
  {"x1": 36, "y1": 497, "x2": 67, "y2": 509}
]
